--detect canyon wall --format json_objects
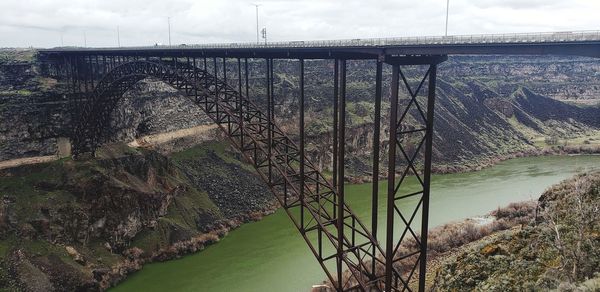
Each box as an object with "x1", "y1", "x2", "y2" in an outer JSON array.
[{"x1": 1, "y1": 51, "x2": 599, "y2": 175}]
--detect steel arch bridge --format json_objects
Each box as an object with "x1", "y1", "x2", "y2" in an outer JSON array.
[
  {"x1": 74, "y1": 58, "x2": 400, "y2": 290},
  {"x1": 42, "y1": 54, "x2": 442, "y2": 291},
  {"x1": 37, "y1": 33, "x2": 600, "y2": 291}
]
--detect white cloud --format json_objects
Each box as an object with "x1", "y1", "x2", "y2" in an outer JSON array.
[{"x1": 0, "y1": 0, "x2": 598, "y2": 48}]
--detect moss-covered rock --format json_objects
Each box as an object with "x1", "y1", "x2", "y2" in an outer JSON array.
[{"x1": 432, "y1": 172, "x2": 600, "y2": 291}]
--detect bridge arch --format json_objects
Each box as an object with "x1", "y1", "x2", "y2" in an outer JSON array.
[
  {"x1": 73, "y1": 60, "x2": 213, "y2": 154},
  {"x1": 69, "y1": 58, "x2": 385, "y2": 290}
]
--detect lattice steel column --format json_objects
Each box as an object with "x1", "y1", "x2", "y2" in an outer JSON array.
[{"x1": 384, "y1": 56, "x2": 445, "y2": 292}]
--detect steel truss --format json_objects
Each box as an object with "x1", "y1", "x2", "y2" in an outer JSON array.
[{"x1": 43, "y1": 53, "x2": 446, "y2": 292}]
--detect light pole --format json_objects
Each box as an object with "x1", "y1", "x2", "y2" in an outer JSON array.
[
  {"x1": 117, "y1": 25, "x2": 121, "y2": 47},
  {"x1": 168, "y1": 17, "x2": 172, "y2": 46},
  {"x1": 252, "y1": 3, "x2": 261, "y2": 44},
  {"x1": 83, "y1": 30, "x2": 87, "y2": 47},
  {"x1": 445, "y1": 0, "x2": 450, "y2": 36}
]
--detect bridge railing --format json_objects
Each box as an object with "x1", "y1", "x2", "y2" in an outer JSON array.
[
  {"x1": 192, "y1": 30, "x2": 600, "y2": 48},
  {"x1": 50, "y1": 30, "x2": 600, "y2": 51}
]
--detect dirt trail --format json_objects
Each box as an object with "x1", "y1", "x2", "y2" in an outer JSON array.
[
  {"x1": 127, "y1": 124, "x2": 217, "y2": 148},
  {"x1": 0, "y1": 124, "x2": 218, "y2": 170},
  {"x1": 0, "y1": 155, "x2": 58, "y2": 170}
]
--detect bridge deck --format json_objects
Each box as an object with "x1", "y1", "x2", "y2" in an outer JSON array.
[{"x1": 39, "y1": 30, "x2": 600, "y2": 59}]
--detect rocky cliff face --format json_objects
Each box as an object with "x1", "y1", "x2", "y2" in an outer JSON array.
[
  {"x1": 1, "y1": 51, "x2": 599, "y2": 175},
  {"x1": 0, "y1": 142, "x2": 275, "y2": 291},
  {"x1": 109, "y1": 80, "x2": 213, "y2": 143},
  {"x1": 0, "y1": 51, "x2": 69, "y2": 160}
]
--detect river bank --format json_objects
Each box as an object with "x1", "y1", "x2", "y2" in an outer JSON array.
[
  {"x1": 111, "y1": 154, "x2": 600, "y2": 292},
  {"x1": 431, "y1": 171, "x2": 600, "y2": 291},
  {"x1": 97, "y1": 131, "x2": 600, "y2": 288},
  {"x1": 322, "y1": 200, "x2": 537, "y2": 291},
  {"x1": 432, "y1": 142, "x2": 600, "y2": 174},
  {"x1": 344, "y1": 142, "x2": 600, "y2": 184},
  {"x1": 1, "y1": 131, "x2": 599, "y2": 291}
]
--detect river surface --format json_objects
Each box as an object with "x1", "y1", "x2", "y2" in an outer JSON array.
[{"x1": 112, "y1": 155, "x2": 600, "y2": 292}]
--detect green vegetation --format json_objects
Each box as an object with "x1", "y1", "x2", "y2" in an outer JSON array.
[
  {"x1": 0, "y1": 90, "x2": 33, "y2": 97},
  {"x1": 171, "y1": 140, "x2": 255, "y2": 173},
  {"x1": 171, "y1": 141, "x2": 227, "y2": 162},
  {"x1": 0, "y1": 49, "x2": 35, "y2": 64},
  {"x1": 0, "y1": 141, "x2": 272, "y2": 291},
  {"x1": 432, "y1": 172, "x2": 600, "y2": 290}
]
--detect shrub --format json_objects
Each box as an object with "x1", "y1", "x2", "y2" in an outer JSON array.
[{"x1": 545, "y1": 136, "x2": 559, "y2": 145}]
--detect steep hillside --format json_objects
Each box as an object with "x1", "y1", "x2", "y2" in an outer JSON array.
[
  {"x1": 1, "y1": 51, "x2": 599, "y2": 177},
  {"x1": 282, "y1": 67, "x2": 600, "y2": 176},
  {"x1": 432, "y1": 172, "x2": 600, "y2": 291},
  {"x1": 443, "y1": 55, "x2": 600, "y2": 106},
  {"x1": 0, "y1": 142, "x2": 274, "y2": 291},
  {"x1": 511, "y1": 87, "x2": 600, "y2": 135}
]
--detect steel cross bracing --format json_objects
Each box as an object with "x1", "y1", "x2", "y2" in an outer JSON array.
[
  {"x1": 384, "y1": 62, "x2": 438, "y2": 292},
  {"x1": 41, "y1": 53, "x2": 446, "y2": 292}
]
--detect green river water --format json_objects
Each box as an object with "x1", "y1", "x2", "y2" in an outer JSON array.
[{"x1": 112, "y1": 155, "x2": 600, "y2": 292}]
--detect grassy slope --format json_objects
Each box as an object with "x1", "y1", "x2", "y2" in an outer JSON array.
[{"x1": 0, "y1": 141, "x2": 271, "y2": 290}]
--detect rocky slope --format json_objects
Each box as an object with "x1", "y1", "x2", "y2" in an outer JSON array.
[
  {"x1": 0, "y1": 49, "x2": 69, "y2": 160},
  {"x1": 320, "y1": 172, "x2": 600, "y2": 291},
  {"x1": 431, "y1": 172, "x2": 600, "y2": 291},
  {"x1": 1, "y1": 51, "x2": 599, "y2": 178},
  {"x1": 0, "y1": 142, "x2": 274, "y2": 291},
  {"x1": 443, "y1": 55, "x2": 600, "y2": 106},
  {"x1": 1, "y1": 50, "x2": 599, "y2": 292},
  {"x1": 262, "y1": 58, "x2": 600, "y2": 177}
]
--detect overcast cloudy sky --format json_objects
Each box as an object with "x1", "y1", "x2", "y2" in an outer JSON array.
[{"x1": 0, "y1": 0, "x2": 598, "y2": 48}]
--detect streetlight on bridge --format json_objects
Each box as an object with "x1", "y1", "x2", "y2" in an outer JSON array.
[
  {"x1": 445, "y1": 0, "x2": 450, "y2": 36},
  {"x1": 117, "y1": 26, "x2": 121, "y2": 47},
  {"x1": 251, "y1": 3, "x2": 261, "y2": 44},
  {"x1": 167, "y1": 17, "x2": 172, "y2": 46}
]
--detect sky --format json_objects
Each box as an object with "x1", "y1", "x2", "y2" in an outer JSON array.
[{"x1": 0, "y1": 0, "x2": 598, "y2": 48}]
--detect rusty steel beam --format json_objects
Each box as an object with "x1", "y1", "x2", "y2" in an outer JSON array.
[
  {"x1": 382, "y1": 58, "x2": 441, "y2": 291},
  {"x1": 299, "y1": 59, "x2": 305, "y2": 232},
  {"x1": 419, "y1": 64, "x2": 437, "y2": 292},
  {"x1": 336, "y1": 58, "x2": 346, "y2": 291},
  {"x1": 371, "y1": 60, "x2": 382, "y2": 276},
  {"x1": 385, "y1": 63, "x2": 400, "y2": 291},
  {"x1": 332, "y1": 59, "x2": 339, "y2": 219}
]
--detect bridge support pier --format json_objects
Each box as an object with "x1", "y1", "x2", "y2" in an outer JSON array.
[{"x1": 383, "y1": 56, "x2": 445, "y2": 292}]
